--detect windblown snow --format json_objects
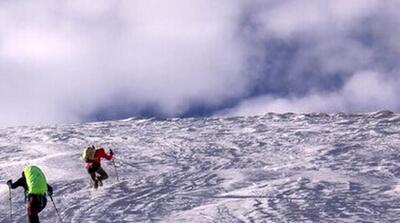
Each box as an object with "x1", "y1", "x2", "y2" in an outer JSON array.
[{"x1": 1, "y1": 111, "x2": 400, "y2": 222}]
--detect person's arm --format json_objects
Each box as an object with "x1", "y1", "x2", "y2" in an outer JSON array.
[
  {"x1": 99, "y1": 148, "x2": 113, "y2": 160},
  {"x1": 7, "y1": 177, "x2": 26, "y2": 189}
]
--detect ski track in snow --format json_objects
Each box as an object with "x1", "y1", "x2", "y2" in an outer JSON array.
[{"x1": 1, "y1": 111, "x2": 400, "y2": 222}]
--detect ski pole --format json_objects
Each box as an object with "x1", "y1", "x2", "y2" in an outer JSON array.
[
  {"x1": 49, "y1": 195, "x2": 63, "y2": 223},
  {"x1": 110, "y1": 148, "x2": 120, "y2": 182},
  {"x1": 8, "y1": 186, "x2": 12, "y2": 223},
  {"x1": 112, "y1": 158, "x2": 120, "y2": 182}
]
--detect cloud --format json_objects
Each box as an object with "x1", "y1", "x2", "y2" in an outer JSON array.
[
  {"x1": 220, "y1": 71, "x2": 400, "y2": 116},
  {"x1": 222, "y1": 0, "x2": 400, "y2": 116},
  {"x1": 252, "y1": 0, "x2": 380, "y2": 39},
  {"x1": 1, "y1": 0, "x2": 400, "y2": 126},
  {"x1": 0, "y1": 0, "x2": 247, "y2": 126}
]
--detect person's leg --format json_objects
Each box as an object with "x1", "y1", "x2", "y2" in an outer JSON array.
[
  {"x1": 90, "y1": 171, "x2": 97, "y2": 182},
  {"x1": 96, "y1": 166, "x2": 108, "y2": 186},
  {"x1": 37, "y1": 195, "x2": 47, "y2": 213},
  {"x1": 27, "y1": 195, "x2": 40, "y2": 223},
  {"x1": 87, "y1": 166, "x2": 99, "y2": 188}
]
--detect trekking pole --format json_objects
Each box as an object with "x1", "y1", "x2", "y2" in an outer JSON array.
[
  {"x1": 49, "y1": 195, "x2": 63, "y2": 223},
  {"x1": 112, "y1": 158, "x2": 120, "y2": 182},
  {"x1": 8, "y1": 186, "x2": 12, "y2": 223},
  {"x1": 109, "y1": 148, "x2": 120, "y2": 182}
]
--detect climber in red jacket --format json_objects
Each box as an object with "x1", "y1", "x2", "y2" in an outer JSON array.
[{"x1": 84, "y1": 145, "x2": 113, "y2": 189}]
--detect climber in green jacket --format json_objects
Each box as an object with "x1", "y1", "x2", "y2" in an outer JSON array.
[{"x1": 7, "y1": 165, "x2": 53, "y2": 223}]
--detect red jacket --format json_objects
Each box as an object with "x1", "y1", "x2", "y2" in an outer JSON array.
[{"x1": 85, "y1": 148, "x2": 113, "y2": 169}]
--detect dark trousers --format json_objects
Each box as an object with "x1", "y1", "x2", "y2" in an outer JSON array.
[
  {"x1": 27, "y1": 194, "x2": 47, "y2": 223},
  {"x1": 88, "y1": 165, "x2": 109, "y2": 183}
]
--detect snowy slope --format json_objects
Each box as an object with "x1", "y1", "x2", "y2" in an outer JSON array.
[{"x1": 1, "y1": 111, "x2": 400, "y2": 222}]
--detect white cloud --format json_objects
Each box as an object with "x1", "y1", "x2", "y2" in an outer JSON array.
[
  {"x1": 1, "y1": 28, "x2": 80, "y2": 64},
  {"x1": 0, "y1": 0, "x2": 399, "y2": 126},
  {"x1": 0, "y1": 0, "x2": 247, "y2": 126},
  {"x1": 253, "y1": 0, "x2": 380, "y2": 39}
]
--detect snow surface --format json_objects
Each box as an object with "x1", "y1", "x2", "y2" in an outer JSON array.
[{"x1": 1, "y1": 111, "x2": 400, "y2": 222}]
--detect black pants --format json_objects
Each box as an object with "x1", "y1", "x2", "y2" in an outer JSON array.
[
  {"x1": 27, "y1": 194, "x2": 47, "y2": 223},
  {"x1": 88, "y1": 165, "x2": 109, "y2": 183}
]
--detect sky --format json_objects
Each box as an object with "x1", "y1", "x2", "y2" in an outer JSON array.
[{"x1": 1, "y1": 0, "x2": 400, "y2": 127}]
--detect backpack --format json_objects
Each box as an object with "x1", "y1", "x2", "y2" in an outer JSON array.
[
  {"x1": 82, "y1": 147, "x2": 96, "y2": 162},
  {"x1": 24, "y1": 165, "x2": 47, "y2": 195}
]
